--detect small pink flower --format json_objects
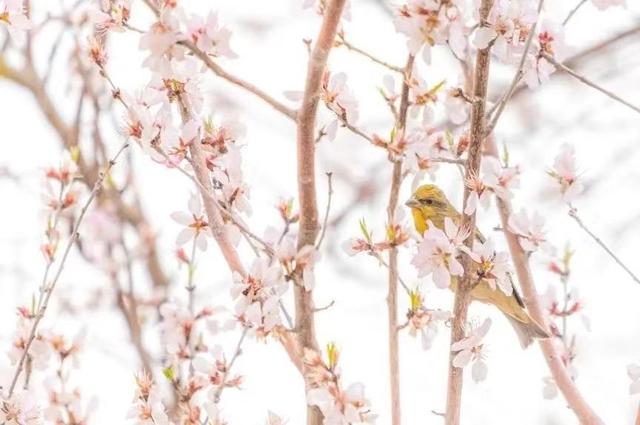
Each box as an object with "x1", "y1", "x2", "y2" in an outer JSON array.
[
  {"x1": 628, "y1": 363, "x2": 640, "y2": 395},
  {"x1": 451, "y1": 318, "x2": 492, "y2": 383},
  {"x1": 183, "y1": 12, "x2": 237, "y2": 59},
  {"x1": 548, "y1": 143, "x2": 584, "y2": 202},
  {"x1": 482, "y1": 156, "x2": 520, "y2": 200},
  {"x1": 0, "y1": 391, "x2": 42, "y2": 425},
  {"x1": 508, "y1": 209, "x2": 548, "y2": 253},
  {"x1": 463, "y1": 239, "x2": 512, "y2": 295},
  {"x1": 411, "y1": 218, "x2": 466, "y2": 289},
  {"x1": 0, "y1": 0, "x2": 32, "y2": 42},
  {"x1": 170, "y1": 193, "x2": 209, "y2": 251}
]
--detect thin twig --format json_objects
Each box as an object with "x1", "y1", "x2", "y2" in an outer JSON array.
[
  {"x1": 212, "y1": 327, "x2": 249, "y2": 403},
  {"x1": 568, "y1": 206, "x2": 640, "y2": 285},
  {"x1": 6, "y1": 141, "x2": 129, "y2": 398},
  {"x1": 315, "y1": 172, "x2": 334, "y2": 249},
  {"x1": 563, "y1": 0, "x2": 588, "y2": 26},
  {"x1": 337, "y1": 35, "x2": 404, "y2": 73},
  {"x1": 386, "y1": 53, "x2": 414, "y2": 425},
  {"x1": 485, "y1": 0, "x2": 544, "y2": 135},
  {"x1": 542, "y1": 53, "x2": 640, "y2": 115}
]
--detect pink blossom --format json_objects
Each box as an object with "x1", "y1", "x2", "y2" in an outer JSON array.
[
  {"x1": 463, "y1": 240, "x2": 512, "y2": 295},
  {"x1": 0, "y1": 0, "x2": 32, "y2": 41},
  {"x1": 171, "y1": 193, "x2": 209, "y2": 251},
  {"x1": 406, "y1": 290, "x2": 451, "y2": 350},
  {"x1": 307, "y1": 382, "x2": 375, "y2": 424},
  {"x1": 321, "y1": 72, "x2": 359, "y2": 133},
  {"x1": 411, "y1": 218, "x2": 465, "y2": 288},
  {"x1": 482, "y1": 156, "x2": 520, "y2": 200},
  {"x1": 139, "y1": 12, "x2": 182, "y2": 71},
  {"x1": 90, "y1": 0, "x2": 131, "y2": 33},
  {"x1": 628, "y1": 363, "x2": 640, "y2": 395},
  {"x1": 394, "y1": 0, "x2": 467, "y2": 64},
  {"x1": 548, "y1": 143, "x2": 584, "y2": 202},
  {"x1": 183, "y1": 12, "x2": 236, "y2": 59},
  {"x1": 508, "y1": 209, "x2": 548, "y2": 252},
  {"x1": 0, "y1": 391, "x2": 42, "y2": 425},
  {"x1": 444, "y1": 88, "x2": 469, "y2": 124},
  {"x1": 127, "y1": 374, "x2": 172, "y2": 425},
  {"x1": 451, "y1": 318, "x2": 491, "y2": 383},
  {"x1": 472, "y1": 0, "x2": 537, "y2": 63},
  {"x1": 231, "y1": 259, "x2": 285, "y2": 333},
  {"x1": 464, "y1": 173, "x2": 491, "y2": 215}
]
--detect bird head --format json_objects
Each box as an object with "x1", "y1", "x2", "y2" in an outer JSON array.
[{"x1": 405, "y1": 184, "x2": 458, "y2": 233}]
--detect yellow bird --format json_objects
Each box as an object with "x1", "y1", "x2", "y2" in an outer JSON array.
[{"x1": 405, "y1": 184, "x2": 549, "y2": 348}]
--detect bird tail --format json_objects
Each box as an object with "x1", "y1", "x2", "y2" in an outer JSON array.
[{"x1": 504, "y1": 313, "x2": 551, "y2": 349}]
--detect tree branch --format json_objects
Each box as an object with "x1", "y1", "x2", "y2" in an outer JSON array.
[
  {"x1": 295, "y1": 1, "x2": 347, "y2": 423},
  {"x1": 386, "y1": 54, "x2": 414, "y2": 425},
  {"x1": 485, "y1": 138, "x2": 604, "y2": 425},
  {"x1": 445, "y1": 0, "x2": 493, "y2": 423}
]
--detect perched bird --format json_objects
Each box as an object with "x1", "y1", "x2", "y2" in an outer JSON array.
[{"x1": 405, "y1": 184, "x2": 549, "y2": 348}]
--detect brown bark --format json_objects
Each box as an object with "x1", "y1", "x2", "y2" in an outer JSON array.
[
  {"x1": 445, "y1": 0, "x2": 493, "y2": 423},
  {"x1": 295, "y1": 1, "x2": 347, "y2": 423}
]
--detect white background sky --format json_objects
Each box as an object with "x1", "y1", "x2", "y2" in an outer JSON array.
[{"x1": 1, "y1": 0, "x2": 640, "y2": 424}]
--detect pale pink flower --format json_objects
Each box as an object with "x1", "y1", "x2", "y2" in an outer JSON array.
[
  {"x1": 508, "y1": 209, "x2": 548, "y2": 252},
  {"x1": 394, "y1": 0, "x2": 467, "y2": 64},
  {"x1": 628, "y1": 363, "x2": 640, "y2": 395},
  {"x1": 444, "y1": 88, "x2": 469, "y2": 124},
  {"x1": 548, "y1": 143, "x2": 583, "y2": 202},
  {"x1": 127, "y1": 376, "x2": 172, "y2": 425},
  {"x1": 90, "y1": 0, "x2": 131, "y2": 32},
  {"x1": 463, "y1": 240, "x2": 512, "y2": 295},
  {"x1": 482, "y1": 156, "x2": 520, "y2": 200},
  {"x1": 406, "y1": 290, "x2": 451, "y2": 350},
  {"x1": 183, "y1": 12, "x2": 236, "y2": 58},
  {"x1": 231, "y1": 259, "x2": 285, "y2": 333},
  {"x1": 411, "y1": 218, "x2": 465, "y2": 288},
  {"x1": 9, "y1": 315, "x2": 51, "y2": 370},
  {"x1": 0, "y1": 391, "x2": 42, "y2": 425},
  {"x1": 404, "y1": 130, "x2": 441, "y2": 183},
  {"x1": 0, "y1": 0, "x2": 32, "y2": 41},
  {"x1": 451, "y1": 318, "x2": 491, "y2": 383},
  {"x1": 171, "y1": 193, "x2": 209, "y2": 251},
  {"x1": 139, "y1": 12, "x2": 182, "y2": 71},
  {"x1": 321, "y1": 72, "x2": 359, "y2": 132},
  {"x1": 523, "y1": 55, "x2": 556, "y2": 88},
  {"x1": 464, "y1": 174, "x2": 491, "y2": 215},
  {"x1": 307, "y1": 382, "x2": 375, "y2": 425}
]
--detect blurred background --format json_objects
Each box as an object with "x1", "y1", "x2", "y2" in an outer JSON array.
[{"x1": 1, "y1": 0, "x2": 640, "y2": 423}]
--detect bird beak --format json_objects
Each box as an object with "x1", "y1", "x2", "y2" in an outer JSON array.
[{"x1": 404, "y1": 197, "x2": 421, "y2": 208}]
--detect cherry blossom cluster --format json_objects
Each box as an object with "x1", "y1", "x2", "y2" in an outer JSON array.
[
  {"x1": 343, "y1": 216, "x2": 410, "y2": 258},
  {"x1": 304, "y1": 345, "x2": 375, "y2": 424},
  {"x1": 464, "y1": 156, "x2": 520, "y2": 214},
  {"x1": 41, "y1": 152, "x2": 81, "y2": 263},
  {"x1": 4, "y1": 307, "x2": 91, "y2": 425},
  {"x1": 539, "y1": 245, "x2": 587, "y2": 399},
  {"x1": 400, "y1": 289, "x2": 451, "y2": 350},
  {"x1": 231, "y1": 259, "x2": 288, "y2": 335},
  {"x1": 394, "y1": 0, "x2": 468, "y2": 63}
]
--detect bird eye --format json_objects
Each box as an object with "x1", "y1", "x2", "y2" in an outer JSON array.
[{"x1": 421, "y1": 198, "x2": 434, "y2": 206}]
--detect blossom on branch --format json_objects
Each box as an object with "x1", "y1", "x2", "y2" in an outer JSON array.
[
  {"x1": 411, "y1": 218, "x2": 467, "y2": 288},
  {"x1": 462, "y1": 239, "x2": 513, "y2": 295},
  {"x1": 547, "y1": 143, "x2": 583, "y2": 202},
  {"x1": 231, "y1": 259, "x2": 286, "y2": 335},
  {"x1": 508, "y1": 209, "x2": 548, "y2": 253},
  {"x1": 451, "y1": 318, "x2": 492, "y2": 383},
  {"x1": 171, "y1": 193, "x2": 210, "y2": 251}
]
